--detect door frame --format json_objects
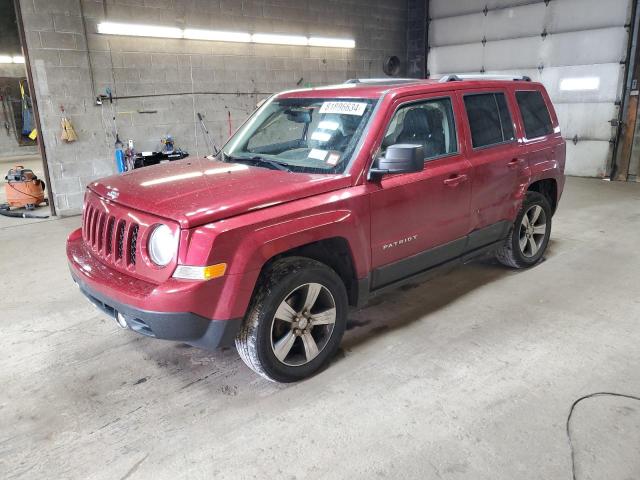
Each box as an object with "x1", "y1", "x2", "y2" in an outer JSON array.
[{"x1": 12, "y1": 0, "x2": 56, "y2": 216}]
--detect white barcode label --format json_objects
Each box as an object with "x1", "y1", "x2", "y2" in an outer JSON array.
[{"x1": 319, "y1": 101, "x2": 367, "y2": 116}]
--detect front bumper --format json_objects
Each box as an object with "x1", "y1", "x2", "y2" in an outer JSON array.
[
  {"x1": 72, "y1": 274, "x2": 240, "y2": 349},
  {"x1": 67, "y1": 228, "x2": 241, "y2": 350}
]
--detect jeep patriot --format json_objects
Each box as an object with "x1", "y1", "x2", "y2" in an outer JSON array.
[{"x1": 67, "y1": 75, "x2": 565, "y2": 382}]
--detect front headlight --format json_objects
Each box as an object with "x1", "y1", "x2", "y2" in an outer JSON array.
[{"x1": 148, "y1": 224, "x2": 177, "y2": 266}]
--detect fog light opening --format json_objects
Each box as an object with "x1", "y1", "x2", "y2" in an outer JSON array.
[{"x1": 116, "y1": 312, "x2": 129, "y2": 329}]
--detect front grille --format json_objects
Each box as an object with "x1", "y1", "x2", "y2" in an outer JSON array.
[
  {"x1": 129, "y1": 224, "x2": 138, "y2": 265},
  {"x1": 116, "y1": 220, "x2": 126, "y2": 261},
  {"x1": 83, "y1": 202, "x2": 140, "y2": 268}
]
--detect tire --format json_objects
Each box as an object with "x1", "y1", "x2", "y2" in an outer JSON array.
[
  {"x1": 496, "y1": 191, "x2": 552, "y2": 269},
  {"x1": 235, "y1": 257, "x2": 348, "y2": 382}
]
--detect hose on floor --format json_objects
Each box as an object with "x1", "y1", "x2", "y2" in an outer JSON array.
[
  {"x1": 0, "y1": 204, "x2": 49, "y2": 219},
  {"x1": 567, "y1": 392, "x2": 640, "y2": 480}
]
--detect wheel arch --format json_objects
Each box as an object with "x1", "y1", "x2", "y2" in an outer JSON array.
[
  {"x1": 527, "y1": 178, "x2": 558, "y2": 214},
  {"x1": 255, "y1": 237, "x2": 361, "y2": 307}
]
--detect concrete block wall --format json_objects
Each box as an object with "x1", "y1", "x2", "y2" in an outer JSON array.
[{"x1": 19, "y1": 0, "x2": 408, "y2": 216}]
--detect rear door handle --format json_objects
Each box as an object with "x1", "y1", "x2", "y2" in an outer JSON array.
[{"x1": 443, "y1": 174, "x2": 468, "y2": 187}]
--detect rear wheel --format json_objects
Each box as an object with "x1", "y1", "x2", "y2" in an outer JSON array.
[
  {"x1": 235, "y1": 257, "x2": 347, "y2": 382},
  {"x1": 496, "y1": 191, "x2": 552, "y2": 269}
]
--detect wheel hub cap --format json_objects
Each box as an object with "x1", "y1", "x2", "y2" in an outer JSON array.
[{"x1": 270, "y1": 283, "x2": 337, "y2": 367}]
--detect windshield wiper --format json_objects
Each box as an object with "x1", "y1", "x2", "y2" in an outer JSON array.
[{"x1": 225, "y1": 154, "x2": 292, "y2": 172}]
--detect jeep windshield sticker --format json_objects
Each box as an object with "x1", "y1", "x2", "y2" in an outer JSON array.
[
  {"x1": 317, "y1": 120, "x2": 340, "y2": 130},
  {"x1": 308, "y1": 148, "x2": 328, "y2": 161},
  {"x1": 311, "y1": 131, "x2": 332, "y2": 142},
  {"x1": 319, "y1": 101, "x2": 367, "y2": 116},
  {"x1": 326, "y1": 153, "x2": 340, "y2": 165}
]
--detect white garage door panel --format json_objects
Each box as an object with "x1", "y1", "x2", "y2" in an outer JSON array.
[
  {"x1": 428, "y1": 0, "x2": 632, "y2": 177},
  {"x1": 484, "y1": 37, "x2": 544, "y2": 70},
  {"x1": 431, "y1": 0, "x2": 538, "y2": 20},
  {"x1": 429, "y1": 13, "x2": 485, "y2": 47},
  {"x1": 544, "y1": 28, "x2": 628, "y2": 67},
  {"x1": 553, "y1": 103, "x2": 617, "y2": 140},
  {"x1": 484, "y1": 3, "x2": 548, "y2": 41},
  {"x1": 429, "y1": 44, "x2": 484, "y2": 74},
  {"x1": 541, "y1": 63, "x2": 623, "y2": 103},
  {"x1": 565, "y1": 140, "x2": 610, "y2": 177},
  {"x1": 548, "y1": 0, "x2": 629, "y2": 32}
]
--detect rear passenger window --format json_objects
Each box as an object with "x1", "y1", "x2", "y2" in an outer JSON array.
[
  {"x1": 464, "y1": 93, "x2": 515, "y2": 148},
  {"x1": 516, "y1": 91, "x2": 553, "y2": 138}
]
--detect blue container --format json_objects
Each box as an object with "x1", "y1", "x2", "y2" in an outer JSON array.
[{"x1": 115, "y1": 148, "x2": 125, "y2": 173}]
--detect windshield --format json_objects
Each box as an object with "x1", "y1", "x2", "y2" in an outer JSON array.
[{"x1": 221, "y1": 97, "x2": 377, "y2": 174}]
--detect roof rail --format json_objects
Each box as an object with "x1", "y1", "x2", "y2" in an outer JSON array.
[
  {"x1": 438, "y1": 74, "x2": 532, "y2": 82},
  {"x1": 344, "y1": 78, "x2": 420, "y2": 84}
]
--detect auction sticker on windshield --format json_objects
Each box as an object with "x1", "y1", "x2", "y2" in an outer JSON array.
[{"x1": 319, "y1": 101, "x2": 367, "y2": 116}]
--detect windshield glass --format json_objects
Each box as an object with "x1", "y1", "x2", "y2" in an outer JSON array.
[{"x1": 221, "y1": 97, "x2": 377, "y2": 174}]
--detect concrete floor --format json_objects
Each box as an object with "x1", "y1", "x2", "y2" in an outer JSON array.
[{"x1": 1, "y1": 177, "x2": 640, "y2": 479}]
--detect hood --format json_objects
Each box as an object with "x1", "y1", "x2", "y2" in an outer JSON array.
[{"x1": 89, "y1": 157, "x2": 351, "y2": 228}]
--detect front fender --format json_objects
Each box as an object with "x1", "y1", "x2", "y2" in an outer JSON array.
[{"x1": 180, "y1": 186, "x2": 370, "y2": 320}]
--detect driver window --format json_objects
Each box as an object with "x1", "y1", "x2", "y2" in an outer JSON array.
[{"x1": 382, "y1": 97, "x2": 457, "y2": 160}]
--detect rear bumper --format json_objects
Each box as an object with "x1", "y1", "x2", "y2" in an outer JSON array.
[{"x1": 67, "y1": 227, "x2": 241, "y2": 349}]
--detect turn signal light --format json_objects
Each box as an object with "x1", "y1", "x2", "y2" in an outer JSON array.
[{"x1": 173, "y1": 263, "x2": 227, "y2": 280}]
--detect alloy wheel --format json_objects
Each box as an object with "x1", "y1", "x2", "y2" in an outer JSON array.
[
  {"x1": 519, "y1": 204, "x2": 547, "y2": 257},
  {"x1": 270, "y1": 283, "x2": 336, "y2": 367}
]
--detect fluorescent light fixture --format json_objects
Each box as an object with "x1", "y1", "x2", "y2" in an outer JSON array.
[
  {"x1": 96, "y1": 22, "x2": 355, "y2": 48},
  {"x1": 184, "y1": 29, "x2": 251, "y2": 43},
  {"x1": 559, "y1": 77, "x2": 600, "y2": 91},
  {"x1": 97, "y1": 22, "x2": 182, "y2": 39},
  {"x1": 309, "y1": 37, "x2": 355, "y2": 48},
  {"x1": 252, "y1": 33, "x2": 308, "y2": 46},
  {"x1": 0, "y1": 55, "x2": 24, "y2": 64}
]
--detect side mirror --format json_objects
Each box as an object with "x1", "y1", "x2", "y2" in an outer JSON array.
[{"x1": 369, "y1": 144, "x2": 424, "y2": 180}]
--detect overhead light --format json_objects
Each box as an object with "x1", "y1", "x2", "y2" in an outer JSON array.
[
  {"x1": 559, "y1": 77, "x2": 600, "y2": 91},
  {"x1": 97, "y1": 22, "x2": 182, "y2": 39},
  {"x1": 309, "y1": 37, "x2": 355, "y2": 48},
  {"x1": 252, "y1": 33, "x2": 308, "y2": 46},
  {"x1": 0, "y1": 55, "x2": 24, "y2": 64},
  {"x1": 96, "y1": 22, "x2": 355, "y2": 48},
  {"x1": 184, "y1": 29, "x2": 251, "y2": 43}
]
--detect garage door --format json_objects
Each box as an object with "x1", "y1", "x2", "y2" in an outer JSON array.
[{"x1": 427, "y1": 0, "x2": 633, "y2": 177}]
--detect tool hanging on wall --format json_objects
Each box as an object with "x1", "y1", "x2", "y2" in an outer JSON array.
[
  {"x1": 227, "y1": 110, "x2": 232, "y2": 138},
  {"x1": 197, "y1": 112, "x2": 219, "y2": 156},
  {"x1": 19, "y1": 80, "x2": 36, "y2": 140},
  {"x1": 106, "y1": 88, "x2": 126, "y2": 173},
  {"x1": 59, "y1": 105, "x2": 78, "y2": 143}
]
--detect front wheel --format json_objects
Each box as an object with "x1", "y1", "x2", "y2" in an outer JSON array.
[
  {"x1": 496, "y1": 191, "x2": 552, "y2": 269},
  {"x1": 235, "y1": 257, "x2": 348, "y2": 382}
]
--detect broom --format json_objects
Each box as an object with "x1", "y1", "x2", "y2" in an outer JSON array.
[{"x1": 60, "y1": 105, "x2": 78, "y2": 143}]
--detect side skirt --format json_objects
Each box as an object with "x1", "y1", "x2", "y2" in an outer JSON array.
[{"x1": 355, "y1": 221, "x2": 510, "y2": 307}]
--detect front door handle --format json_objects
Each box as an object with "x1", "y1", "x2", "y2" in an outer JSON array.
[
  {"x1": 507, "y1": 158, "x2": 523, "y2": 168},
  {"x1": 443, "y1": 174, "x2": 468, "y2": 187}
]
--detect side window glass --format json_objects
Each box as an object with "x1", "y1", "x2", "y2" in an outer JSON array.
[
  {"x1": 464, "y1": 92, "x2": 514, "y2": 148},
  {"x1": 516, "y1": 90, "x2": 553, "y2": 138},
  {"x1": 381, "y1": 97, "x2": 457, "y2": 160}
]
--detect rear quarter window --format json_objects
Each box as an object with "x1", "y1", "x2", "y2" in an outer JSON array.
[{"x1": 515, "y1": 90, "x2": 553, "y2": 138}]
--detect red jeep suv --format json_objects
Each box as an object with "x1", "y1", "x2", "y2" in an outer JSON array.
[{"x1": 67, "y1": 75, "x2": 565, "y2": 382}]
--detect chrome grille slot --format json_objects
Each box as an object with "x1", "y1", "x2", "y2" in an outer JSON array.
[
  {"x1": 116, "y1": 220, "x2": 126, "y2": 261},
  {"x1": 105, "y1": 217, "x2": 115, "y2": 256},
  {"x1": 129, "y1": 224, "x2": 139, "y2": 266}
]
